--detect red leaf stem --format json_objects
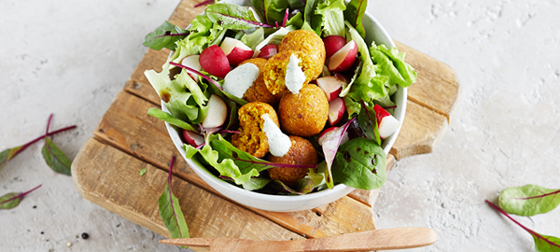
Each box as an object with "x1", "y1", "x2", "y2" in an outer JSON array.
[
  {"x1": 46, "y1": 114, "x2": 53, "y2": 135},
  {"x1": 282, "y1": 8, "x2": 289, "y2": 27},
  {"x1": 0, "y1": 184, "x2": 42, "y2": 205},
  {"x1": 169, "y1": 62, "x2": 223, "y2": 90},
  {"x1": 194, "y1": 0, "x2": 214, "y2": 8},
  {"x1": 485, "y1": 200, "x2": 560, "y2": 249},
  {"x1": 13, "y1": 125, "x2": 77, "y2": 157}
]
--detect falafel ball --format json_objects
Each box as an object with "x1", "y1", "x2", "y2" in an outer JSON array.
[
  {"x1": 278, "y1": 84, "x2": 329, "y2": 137},
  {"x1": 232, "y1": 102, "x2": 280, "y2": 158},
  {"x1": 263, "y1": 50, "x2": 316, "y2": 95},
  {"x1": 268, "y1": 136, "x2": 318, "y2": 186},
  {"x1": 278, "y1": 30, "x2": 326, "y2": 79},
  {"x1": 239, "y1": 58, "x2": 282, "y2": 105}
]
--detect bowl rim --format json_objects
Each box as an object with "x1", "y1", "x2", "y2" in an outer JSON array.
[{"x1": 160, "y1": 10, "x2": 407, "y2": 205}]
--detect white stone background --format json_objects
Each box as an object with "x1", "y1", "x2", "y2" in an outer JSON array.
[{"x1": 1, "y1": 0, "x2": 559, "y2": 251}]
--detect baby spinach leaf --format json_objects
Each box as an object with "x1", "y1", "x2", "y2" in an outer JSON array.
[
  {"x1": 0, "y1": 184, "x2": 42, "y2": 210},
  {"x1": 147, "y1": 108, "x2": 199, "y2": 133},
  {"x1": 486, "y1": 200, "x2": 560, "y2": 252},
  {"x1": 158, "y1": 156, "x2": 189, "y2": 246},
  {"x1": 499, "y1": 185, "x2": 560, "y2": 217},
  {"x1": 344, "y1": 0, "x2": 367, "y2": 38},
  {"x1": 206, "y1": 3, "x2": 274, "y2": 30},
  {"x1": 332, "y1": 137, "x2": 386, "y2": 190},
  {"x1": 42, "y1": 137, "x2": 72, "y2": 176},
  {"x1": 143, "y1": 21, "x2": 189, "y2": 51},
  {"x1": 357, "y1": 100, "x2": 381, "y2": 145}
]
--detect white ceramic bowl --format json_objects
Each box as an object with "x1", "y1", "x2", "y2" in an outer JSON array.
[{"x1": 162, "y1": 11, "x2": 406, "y2": 212}]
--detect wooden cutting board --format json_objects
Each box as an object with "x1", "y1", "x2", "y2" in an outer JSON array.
[{"x1": 71, "y1": 0, "x2": 460, "y2": 249}]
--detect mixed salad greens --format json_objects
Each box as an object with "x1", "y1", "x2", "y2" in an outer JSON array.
[{"x1": 143, "y1": 0, "x2": 416, "y2": 195}]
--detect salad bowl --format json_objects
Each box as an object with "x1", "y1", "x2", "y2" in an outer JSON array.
[{"x1": 160, "y1": 2, "x2": 407, "y2": 212}]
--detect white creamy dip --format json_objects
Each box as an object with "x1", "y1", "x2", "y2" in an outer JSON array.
[
  {"x1": 261, "y1": 114, "x2": 291, "y2": 157},
  {"x1": 285, "y1": 54, "x2": 306, "y2": 94},
  {"x1": 222, "y1": 63, "x2": 259, "y2": 98}
]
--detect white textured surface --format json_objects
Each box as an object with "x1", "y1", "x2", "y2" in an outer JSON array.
[{"x1": 0, "y1": 0, "x2": 559, "y2": 251}]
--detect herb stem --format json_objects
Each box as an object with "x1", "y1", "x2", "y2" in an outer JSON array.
[
  {"x1": 0, "y1": 184, "x2": 42, "y2": 205},
  {"x1": 485, "y1": 199, "x2": 560, "y2": 248},
  {"x1": 13, "y1": 125, "x2": 77, "y2": 157}
]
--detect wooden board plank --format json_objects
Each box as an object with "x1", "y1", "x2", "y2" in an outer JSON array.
[
  {"x1": 93, "y1": 90, "x2": 377, "y2": 238},
  {"x1": 396, "y1": 41, "x2": 461, "y2": 121},
  {"x1": 71, "y1": 139, "x2": 303, "y2": 244},
  {"x1": 390, "y1": 101, "x2": 448, "y2": 160}
]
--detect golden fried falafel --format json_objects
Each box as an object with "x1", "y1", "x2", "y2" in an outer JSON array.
[
  {"x1": 239, "y1": 58, "x2": 282, "y2": 105},
  {"x1": 231, "y1": 102, "x2": 279, "y2": 158},
  {"x1": 278, "y1": 84, "x2": 329, "y2": 137},
  {"x1": 268, "y1": 136, "x2": 318, "y2": 186},
  {"x1": 262, "y1": 50, "x2": 316, "y2": 95},
  {"x1": 278, "y1": 30, "x2": 326, "y2": 79}
]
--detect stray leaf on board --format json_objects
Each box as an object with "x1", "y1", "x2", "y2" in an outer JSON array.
[
  {"x1": 499, "y1": 184, "x2": 560, "y2": 217},
  {"x1": 487, "y1": 200, "x2": 560, "y2": 252},
  {"x1": 0, "y1": 185, "x2": 42, "y2": 210},
  {"x1": 158, "y1": 156, "x2": 189, "y2": 248},
  {"x1": 139, "y1": 169, "x2": 147, "y2": 176},
  {"x1": 41, "y1": 115, "x2": 73, "y2": 176}
]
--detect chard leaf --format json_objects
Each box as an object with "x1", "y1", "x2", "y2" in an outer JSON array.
[
  {"x1": 304, "y1": 0, "x2": 321, "y2": 34},
  {"x1": 41, "y1": 137, "x2": 72, "y2": 176},
  {"x1": 319, "y1": 118, "x2": 356, "y2": 189},
  {"x1": 251, "y1": 0, "x2": 289, "y2": 25},
  {"x1": 0, "y1": 146, "x2": 22, "y2": 173},
  {"x1": 486, "y1": 200, "x2": 560, "y2": 252},
  {"x1": 158, "y1": 156, "x2": 189, "y2": 245},
  {"x1": 499, "y1": 185, "x2": 560, "y2": 216},
  {"x1": 143, "y1": 21, "x2": 189, "y2": 51},
  {"x1": 0, "y1": 185, "x2": 41, "y2": 210},
  {"x1": 147, "y1": 108, "x2": 199, "y2": 133},
  {"x1": 370, "y1": 44, "x2": 417, "y2": 88},
  {"x1": 315, "y1": 0, "x2": 346, "y2": 37},
  {"x1": 357, "y1": 101, "x2": 381, "y2": 145},
  {"x1": 242, "y1": 178, "x2": 271, "y2": 191},
  {"x1": 206, "y1": 3, "x2": 273, "y2": 30},
  {"x1": 285, "y1": 11, "x2": 303, "y2": 28},
  {"x1": 287, "y1": 0, "x2": 306, "y2": 10},
  {"x1": 332, "y1": 137, "x2": 386, "y2": 190},
  {"x1": 274, "y1": 178, "x2": 315, "y2": 195},
  {"x1": 344, "y1": 0, "x2": 367, "y2": 38}
]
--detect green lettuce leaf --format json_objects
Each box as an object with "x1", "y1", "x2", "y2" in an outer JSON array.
[
  {"x1": 170, "y1": 15, "x2": 225, "y2": 64},
  {"x1": 147, "y1": 108, "x2": 199, "y2": 132},
  {"x1": 315, "y1": 0, "x2": 346, "y2": 37},
  {"x1": 370, "y1": 44, "x2": 417, "y2": 88},
  {"x1": 242, "y1": 178, "x2": 272, "y2": 191},
  {"x1": 240, "y1": 28, "x2": 265, "y2": 50}
]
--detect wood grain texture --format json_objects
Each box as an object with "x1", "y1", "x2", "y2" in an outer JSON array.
[
  {"x1": 93, "y1": 90, "x2": 376, "y2": 239},
  {"x1": 71, "y1": 139, "x2": 303, "y2": 244},
  {"x1": 390, "y1": 101, "x2": 448, "y2": 160},
  {"x1": 396, "y1": 41, "x2": 461, "y2": 122}
]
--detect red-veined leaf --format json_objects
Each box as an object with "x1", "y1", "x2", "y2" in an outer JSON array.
[
  {"x1": 0, "y1": 185, "x2": 42, "y2": 210},
  {"x1": 158, "y1": 156, "x2": 189, "y2": 247}
]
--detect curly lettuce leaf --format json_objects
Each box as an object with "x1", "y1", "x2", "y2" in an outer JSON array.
[
  {"x1": 145, "y1": 66, "x2": 209, "y2": 124},
  {"x1": 370, "y1": 44, "x2": 417, "y2": 88},
  {"x1": 315, "y1": 0, "x2": 346, "y2": 37},
  {"x1": 170, "y1": 15, "x2": 225, "y2": 64},
  {"x1": 240, "y1": 28, "x2": 265, "y2": 50}
]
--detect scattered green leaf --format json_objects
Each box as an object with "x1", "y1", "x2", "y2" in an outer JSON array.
[
  {"x1": 499, "y1": 185, "x2": 560, "y2": 217},
  {"x1": 139, "y1": 169, "x2": 148, "y2": 176},
  {"x1": 42, "y1": 138, "x2": 72, "y2": 176},
  {"x1": 158, "y1": 156, "x2": 189, "y2": 247},
  {"x1": 0, "y1": 185, "x2": 42, "y2": 210}
]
